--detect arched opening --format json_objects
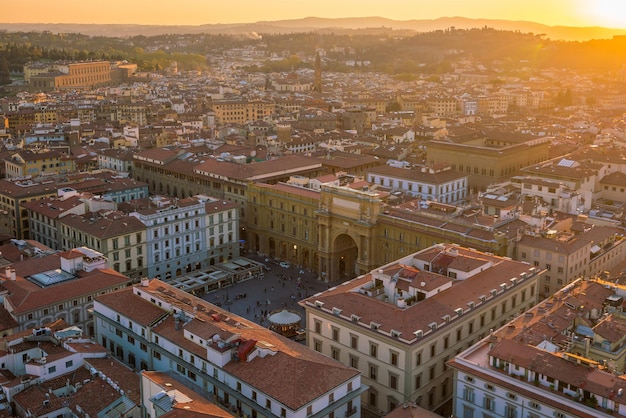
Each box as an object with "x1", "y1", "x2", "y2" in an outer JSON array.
[
  {"x1": 268, "y1": 237, "x2": 276, "y2": 258},
  {"x1": 333, "y1": 233, "x2": 358, "y2": 281},
  {"x1": 303, "y1": 249, "x2": 310, "y2": 269}
]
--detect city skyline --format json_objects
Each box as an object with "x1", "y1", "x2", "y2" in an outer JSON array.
[{"x1": 4, "y1": 0, "x2": 626, "y2": 29}]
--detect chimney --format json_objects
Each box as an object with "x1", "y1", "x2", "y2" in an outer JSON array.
[
  {"x1": 141, "y1": 278, "x2": 150, "y2": 287},
  {"x1": 9, "y1": 268, "x2": 16, "y2": 281}
]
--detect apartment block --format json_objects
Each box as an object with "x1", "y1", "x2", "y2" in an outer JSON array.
[
  {"x1": 366, "y1": 163, "x2": 468, "y2": 205},
  {"x1": 94, "y1": 279, "x2": 366, "y2": 418},
  {"x1": 4, "y1": 149, "x2": 75, "y2": 179},
  {"x1": 0, "y1": 247, "x2": 134, "y2": 335},
  {"x1": 517, "y1": 224, "x2": 625, "y2": 298},
  {"x1": 300, "y1": 243, "x2": 543, "y2": 417},
  {"x1": 129, "y1": 195, "x2": 239, "y2": 280},
  {"x1": 449, "y1": 277, "x2": 626, "y2": 418},
  {"x1": 427, "y1": 130, "x2": 551, "y2": 192}
]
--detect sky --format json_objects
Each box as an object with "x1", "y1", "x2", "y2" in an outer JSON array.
[{"x1": 4, "y1": 0, "x2": 626, "y2": 29}]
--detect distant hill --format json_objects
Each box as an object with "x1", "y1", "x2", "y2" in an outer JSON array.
[{"x1": 1, "y1": 17, "x2": 625, "y2": 41}]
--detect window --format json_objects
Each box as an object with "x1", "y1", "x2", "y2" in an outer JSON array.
[
  {"x1": 370, "y1": 343, "x2": 378, "y2": 358},
  {"x1": 65, "y1": 360, "x2": 73, "y2": 368},
  {"x1": 314, "y1": 320, "x2": 321, "y2": 334},
  {"x1": 415, "y1": 373, "x2": 422, "y2": 389},
  {"x1": 463, "y1": 386, "x2": 474, "y2": 402},
  {"x1": 350, "y1": 334, "x2": 358, "y2": 349},
  {"x1": 390, "y1": 351, "x2": 398, "y2": 366},
  {"x1": 389, "y1": 373, "x2": 398, "y2": 389},
  {"x1": 332, "y1": 327, "x2": 339, "y2": 341},
  {"x1": 153, "y1": 351, "x2": 161, "y2": 360},
  {"x1": 369, "y1": 364, "x2": 378, "y2": 380},
  {"x1": 416, "y1": 352, "x2": 422, "y2": 366},
  {"x1": 462, "y1": 405, "x2": 474, "y2": 418},
  {"x1": 484, "y1": 396, "x2": 495, "y2": 411},
  {"x1": 504, "y1": 405, "x2": 517, "y2": 418},
  {"x1": 349, "y1": 354, "x2": 358, "y2": 368},
  {"x1": 140, "y1": 342, "x2": 147, "y2": 352},
  {"x1": 48, "y1": 366, "x2": 56, "y2": 373},
  {"x1": 331, "y1": 346, "x2": 340, "y2": 360}
]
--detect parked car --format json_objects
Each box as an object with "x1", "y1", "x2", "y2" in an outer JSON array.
[{"x1": 279, "y1": 261, "x2": 290, "y2": 268}]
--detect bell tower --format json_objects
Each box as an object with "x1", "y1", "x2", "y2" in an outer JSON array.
[{"x1": 313, "y1": 52, "x2": 322, "y2": 93}]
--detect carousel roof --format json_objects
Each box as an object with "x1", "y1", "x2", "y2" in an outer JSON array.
[{"x1": 268, "y1": 309, "x2": 301, "y2": 325}]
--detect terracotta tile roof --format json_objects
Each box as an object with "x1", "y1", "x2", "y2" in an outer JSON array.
[
  {"x1": 593, "y1": 315, "x2": 626, "y2": 343},
  {"x1": 254, "y1": 182, "x2": 321, "y2": 200},
  {"x1": 60, "y1": 212, "x2": 145, "y2": 238},
  {"x1": 489, "y1": 338, "x2": 626, "y2": 400},
  {"x1": 84, "y1": 357, "x2": 141, "y2": 404},
  {"x1": 194, "y1": 155, "x2": 322, "y2": 182},
  {"x1": 21, "y1": 195, "x2": 85, "y2": 219},
  {"x1": 3, "y1": 319, "x2": 70, "y2": 344},
  {"x1": 305, "y1": 246, "x2": 534, "y2": 341},
  {"x1": 142, "y1": 371, "x2": 235, "y2": 417},
  {"x1": 600, "y1": 171, "x2": 626, "y2": 186},
  {"x1": 4, "y1": 264, "x2": 131, "y2": 314},
  {"x1": 95, "y1": 289, "x2": 167, "y2": 327},
  {"x1": 124, "y1": 280, "x2": 359, "y2": 410},
  {"x1": 368, "y1": 164, "x2": 466, "y2": 184}
]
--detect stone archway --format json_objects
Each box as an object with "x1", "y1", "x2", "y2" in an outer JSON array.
[
  {"x1": 331, "y1": 233, "x2": 358, "y2": 282},
  {"x1": 268, "y1": 237, "x2": 276, "y2": 258}
]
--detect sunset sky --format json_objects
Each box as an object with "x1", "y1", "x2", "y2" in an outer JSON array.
[{"x1": 4, "y1": 0, "x2": 626, "y2": 28}]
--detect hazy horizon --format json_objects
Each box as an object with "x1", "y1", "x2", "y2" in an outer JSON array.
[{"x1": 3, "y1": 0, "x2": 626, "y2": 29}]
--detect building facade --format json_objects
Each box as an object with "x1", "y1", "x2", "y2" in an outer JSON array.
[
  {"x1": 301, "y1": 244, "x2": 543, "y2": 416},
  {"x1": 517, "y1": 224, "x2": 626, "y2": 298},
  {"x1": 450, "y1": 278, "x2": 626, "y2": 418},
  {"x1": 130, "y1": 195, "x2": 239, "y2": 280},
  {"x1": 427, "y1": 132, "x2": 551, "y2": 192},
  {"x1": 1, "y1": 247, "x2": 134, "y2": 336},
  {"x1": 94, "y1": 279, "x2": 366, "y2": 418},
  {"x1": 366, "y1": 164, "x2": 468, "y2": 204}
]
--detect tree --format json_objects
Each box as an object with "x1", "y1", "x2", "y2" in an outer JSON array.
[{"x1": 0, "y1": 57, "x2": 11, "y2": 86}]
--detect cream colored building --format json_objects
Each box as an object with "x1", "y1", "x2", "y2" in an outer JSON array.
[
  {"x1": 301, "y1": 244, "x2": 543, "y2": 417},
  {"x1": 210, "y1": 99, "x2": 275, "y2": 124},
  {"x1": 517, "y1": 224, "x2": 625, "y2": 298}
]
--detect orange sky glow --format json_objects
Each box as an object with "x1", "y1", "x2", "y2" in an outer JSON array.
[{"x1": 4, "y1": 0, "x2": 626, "y2": 29}]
